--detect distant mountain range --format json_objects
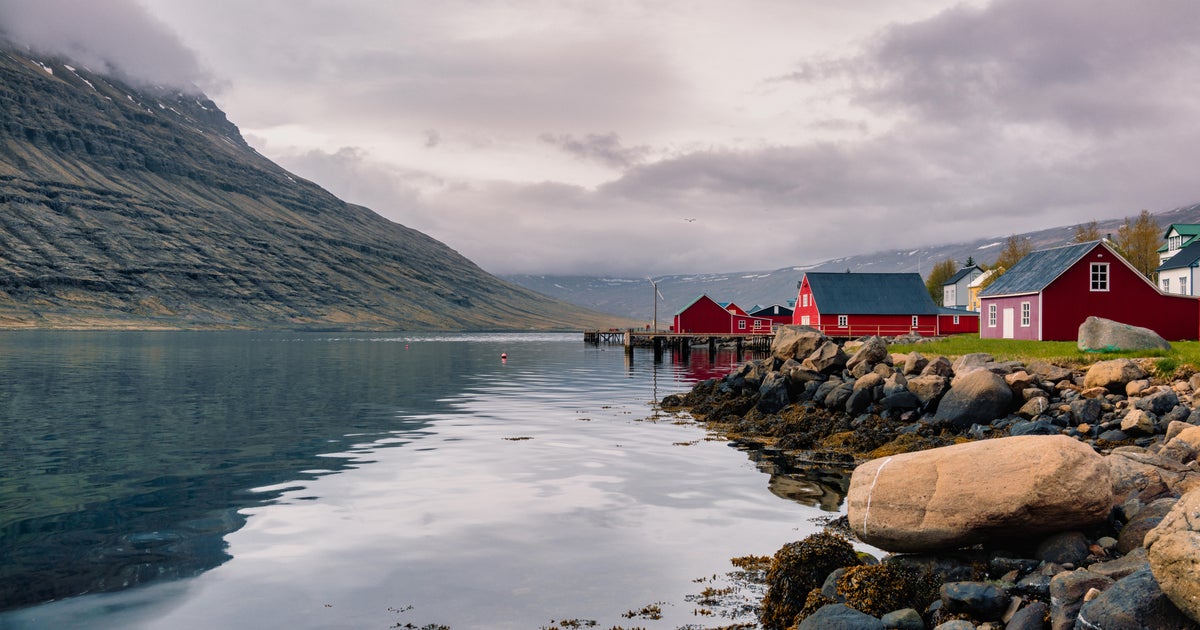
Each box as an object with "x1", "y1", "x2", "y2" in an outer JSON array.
[
  {"x1": 0, "y1": 46, "x2": 625, "y2": 330},
  {"x1": 504, "y1": 203, "x2": 1200, "y2": 322}
]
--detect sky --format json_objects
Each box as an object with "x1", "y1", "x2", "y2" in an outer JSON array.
[{"x1": 3, "y1": 1, "x2": 1200, "y2": 277}]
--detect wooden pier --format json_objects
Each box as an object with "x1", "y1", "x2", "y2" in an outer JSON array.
[{"x1": 583, "y1": 329, "x2": 773, "y2": 359}]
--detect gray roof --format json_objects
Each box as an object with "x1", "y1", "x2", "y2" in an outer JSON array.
[
  {"x1": 805, "y1": 272, "x2": 939, "y2": 315},
  {"x1": 1157, "y1": 240, "x2": 1200, "y2": 271},
  {"x1": 979, "y1": 241, "x2": 1100, "y2": 297},
  {"x1": 942, "y1": 265, "x2": 981, "y2": 286}
]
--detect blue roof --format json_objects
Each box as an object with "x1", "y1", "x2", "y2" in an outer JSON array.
[
  {"x1": 1157, "y1": 240, "x2": 1200, "y2": 271},
  {"x1": 942, "y1": 265, "x2": 981, "y2": 286},
  {"x1": 979, "y1": 241, "x2": 1101, "y2": 297},
  {"x1": 804, "y1": 272, "x2": 939, "y2": 315}
]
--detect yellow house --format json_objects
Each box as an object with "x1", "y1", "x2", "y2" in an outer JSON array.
[{"x1": 967, "y1": 269, "x2": 999, "y2": 312}]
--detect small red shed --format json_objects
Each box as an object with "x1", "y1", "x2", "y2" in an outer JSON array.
[
  {"x1": 750, "y1": 303, "x2": 795, "y2": 329},
  {"x1": 672, "y1": 295, "x2": 774, "y2": 334},
  {"x1": 979, "y1": 240, "x2": 1200, "y2": 341}
]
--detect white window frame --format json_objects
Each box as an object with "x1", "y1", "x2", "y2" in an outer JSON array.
[
  {"x1": 1183, "y1": 277, "x2": 1189, "y2": 294},
  {"x1": 837, "y1": 314, "x2": 848, "y2": 327},
  {"x1": 953, "y1": 315, "x2": 960, "y2": 325},
  {"x1": 1090, "y1": 263, "x2": 1109, "y2": 292},
  {"x1": 752, "y1": 319, "x2": 762, "y2": 329},
  {"x1": 738, "y1": 319, "x2": 747, "y2": 330},
  {"x1": 1170, "y1": 234, "x2": 1182, "y2": 250},
  {"x1": 1163, "y1": 278, "x2": 1171, "y2": 292},
  {"x1": 1021, "y1": 302, "x2": 1030, "y2": 327},
  {"x1": 988, "y1": 304, "x2": 997, "y2": 327},
  {"x1": 911, "y1": 315, "x2": 919, "y2": 329}
]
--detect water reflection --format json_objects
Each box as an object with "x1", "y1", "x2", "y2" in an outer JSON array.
[{"x1": 0, "y1": 333, "x2": 857, "y2": 628}]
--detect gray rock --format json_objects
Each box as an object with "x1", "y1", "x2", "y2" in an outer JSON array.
[
  {"x1": 921, "y1": 356, "x2": 955, "y2": 378},
  {"x1": 933, "y1": 370, "x2": 1014, "y2": 430},
  {"x1": 880, "y1": 608, "x2": 924, "y2": 630},
  {"x1": 1069, "y1": 398, "x2": 1103, "y2": 426},
  {"x1": 1120, "y1": 408, "x2": 1156, "y2": 436},
  {"x1": 1048, "y1": 569, "x2": 1113, "y2": 630},
  {"x1": 1009, "y1": 419, "x2": 1061, "y2": 436},
  {"x1": 823, "y1": 381, "x2": 854, "y2": 410},
  {"x1": 1074, "y1": 567, "x2": 1199, "y2": 630},
  {"x1": 1035, "y1": 530, "x2": 1089, "y2": 566},
  {"x1": 1135, "y1": 389, "x2": 1181, "y2": 416},
  {"x1": 847, "y1": 336, "x2": 889, "y2": 372},
  {"x1": 757, "y1": 370, "x2": 791, "y2": 414},
  {"x1": 1145, "y1": 488, "x2": 1200, "y2": 626},
  {"x1": 941, "y1": 581, "x2": 1009, "y2": 620},
  {"x1": 1005, "y1": 601, "x2": 1048, "y2": 630},
  {"x1": 803, "y1": 340, "x2": 849, "y2": 374},
  {"x1": 907, "y1": 374, "x2": 950, "y2": 407},
  {"x1": 1078, "y1": 316, "x2": 1171, "y2": 353},
  {"x1": 1018, "y1": 397, "x2": 1051, "y2": 419},
  {"x1": 1117, "y1": 497, "x2": 1176, "y2": 554},
  {"x1": 798, "y1": 603, "x2": 885, "y2": 630},
  {"x1": 904, "y1": 352, "x2": 929, "y2": 375}
]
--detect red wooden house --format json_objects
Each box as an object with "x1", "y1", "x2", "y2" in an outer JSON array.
[
  {"x1": 792, "y1": 272, "x2": 979, "y2": 337},
  {"x1": 671, "y1": 295, "x2": 774, "y2": 334},
  {"x1": 979, "y1": 240, "x2": 1200, "y2": 341}
]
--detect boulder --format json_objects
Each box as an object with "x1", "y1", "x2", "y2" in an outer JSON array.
[
  {"x1": 1006, "y1": 601, "x2": 1049, "y2": 630},
  {"x1": 1136, "y1": 389, "x2": 1181, "y2": 416},
  {"x1": 939, "y1": 581, "x2": 1009, "y2": 620},
  {"x1": 1160, "y1": 425, "x2": 1200, "y2": 464},
  {"x1": 771, "y1": 325, "x2": 827, "y2": 362},
  {"x1": 1116, "y1": 497, "x2": 1176, "y2": 555},
  {"x1": 906, "y1": 374, "x2": 949, "y2": 407},
  {"x1": 1026, "y1": 360, "x2": 1075, "y2": 383},
  {"x1": 1145, "y1": 488, "x2": 1200, "y2": 625},
  {"x1": 1121, "y1": 408, "x2": 1157, "y2": 436},
  {"x1": 1078, "y1": 315, "x2": 1171, "y2": 353},
  {"x1": 1074, "y1": 567, "x2": 1199, "y2": 630},
  {"x1": 1084, "y1": 359, "x2": 1149, "y2": 394},
  {"x1": 903, "y1": 352, "x2": 928, "y2": 375},
  {"x1": 846, "y1": 336, "x2": 889, "y2": 372},
  {"x1": 846, "y1": 435, "x2": 1112, "y2": 552},
  {"x1": 932, "y1": 369, "x2": 1013, "y2": 429},
  {"x1": 1107, "y1": 447, "x2": 1191, "y2": 506},
  {"x1": 797, "y1": 603, "x2": 884, "y2": 630},
  {"x1": 920, "y1": 356, "x2": 954, "y2": 378},
  {"x1": 1035, "y1": 530, "x2": 1090, "y2": 566},
  {"x1": 802, "y1": 340, "x2": 849, "y2": 374},
  {"x1": 951, "y1": 353, "x2": 995, "y2": 378},
  {"x1": 1018, "y1": 396, "x2": 1051, "y2": 419},
  {"x1": 1048, "y1": 569, "x2": 1114, "y2": 630},
  {"x1": 757, "y1": 370, "x2": 791, "y2": 414}
]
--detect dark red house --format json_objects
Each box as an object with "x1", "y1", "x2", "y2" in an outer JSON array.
[
  {"x1": 671, "y1": 295, "x2": 774, "y2": 334},
  {"x1": 792, "y1": 272, "x2": 979, "y2": 337},
  {"x1": 979, "y1": 240, "x2": 1199, "y2": 341}
]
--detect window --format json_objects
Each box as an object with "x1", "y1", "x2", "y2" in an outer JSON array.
[
  {"x1": 1183, "y1": 278, "x2": 1189, "y2": 294},
  {"x1": 1090, "y1": 263, "x2": 1109, "y2": 291},
  {"x1": 1021, "y1": 302, "x2": 1030, "y2": 327},
  {"x1": 738, "y1": 320, "x2": 746, "y2": 330},
  {"x1": 1163, "y1": 278, "x2": 1171, "y2": 292},
  {"x1": 801, "y1": 293, "x2": 808, "y2": 308},
  {"x1": 911, "y1": 316, "x2": 919, "y2": 329},
  {"x1": 953, "y1": 315, "x2": 960, "y2": 325},
  {"x1": 753, "y1": 319, "x2": 762, "y2": 329},
  {"x1": 1170, "y1": 234, "x2": 1182, "y2": 251},
  {"x1": 988, "y1": 304, "x2": 997, "y2": 327},
  {"x1": 837, "y1": 315, "x2": 848, "y2": 327},
  {"x1": 800, "y1": 315, "x2": 810, "y2": 325}
]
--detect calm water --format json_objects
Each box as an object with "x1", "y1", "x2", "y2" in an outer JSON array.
[{"x1": 0, "y1": 332, "x2": 852, "y2": 629}]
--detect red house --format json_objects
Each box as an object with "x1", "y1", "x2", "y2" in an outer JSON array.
[
  {"x1": 979, "y1": 240, "x2": 1199, "y2": 341},
  {"x1": 672, "y1": 295, "x2": 774, "y2": 334},
  {"x1": 792, "y1": 272, "x2": 979, "y2": 337}
]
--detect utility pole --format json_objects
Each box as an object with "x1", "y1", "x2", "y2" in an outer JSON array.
[{"x1": 649, "y1": 278, "x2": 664, "y2": 332}]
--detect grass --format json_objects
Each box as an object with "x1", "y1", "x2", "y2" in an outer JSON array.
[{"x1": 888, "y1": 334, "x2": 1200, "y2": 380}]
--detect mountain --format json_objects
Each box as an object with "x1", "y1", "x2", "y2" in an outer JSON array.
[
  {"x1": 0, "y1": 47, "x2": 626, "y2": 331},
  {"x1": 504, "y1": 204, "x2": 1200, "y2": 322}
]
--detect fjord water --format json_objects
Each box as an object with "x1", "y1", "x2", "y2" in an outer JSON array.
[{"x1": 0, "y1": 332, "x2": 849, "y2": 629}]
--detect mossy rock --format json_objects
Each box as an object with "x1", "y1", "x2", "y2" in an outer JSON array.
[
  {"x1": 835, "y1": 563, "x2": 941, "y2": 618},
  {"x1": 760, "y1": 532, "x2": 862, "y2": 630}
]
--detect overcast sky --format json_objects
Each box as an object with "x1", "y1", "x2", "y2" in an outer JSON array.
[{"x1": 3, "y1": 1, "x2": 1200, "y2": 276}]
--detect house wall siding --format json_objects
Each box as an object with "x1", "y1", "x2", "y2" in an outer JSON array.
[{"x1": 979, "y1": 294, "x2": 1040, "y2": 340}]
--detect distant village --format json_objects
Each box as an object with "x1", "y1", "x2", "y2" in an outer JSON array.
[{"x1": 670, "y1": 222, "x2": 1200, "y2": 342}]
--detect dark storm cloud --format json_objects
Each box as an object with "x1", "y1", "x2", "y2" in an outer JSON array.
[
  {"x1": 0, "y1": 0, "x2": 205, "y2": 88},
  {"x1": 539, "y1": 132, "x2": 651, "y2": 169}
]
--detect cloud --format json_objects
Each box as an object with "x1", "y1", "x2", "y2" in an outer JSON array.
[
  {"x1": 0, "y1": 0, "x2": 206, "y2": 89},
  {"x1": 539, "y1": 132, "x2": 650, "y2": 169}
]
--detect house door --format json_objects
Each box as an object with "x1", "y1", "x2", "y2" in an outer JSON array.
[
  {"x1": 800, "y1": 316, "x2": 810, "y2": 326},
  {"x1": 1002, "y1": 308, "x2": 1015, "y2": 339}
]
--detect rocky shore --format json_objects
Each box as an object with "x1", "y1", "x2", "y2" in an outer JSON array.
[{"x1": 661, "y1": 326, "x2": 1200, "y2": 630}]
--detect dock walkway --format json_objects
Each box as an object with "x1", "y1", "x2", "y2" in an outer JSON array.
[{"x1": 583, "y1": 329, "x2": 772, "y2": 357}]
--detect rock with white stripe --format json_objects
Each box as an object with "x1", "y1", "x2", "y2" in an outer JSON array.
[{"x1": 845, "y1": 435, "x2": 1112, "y2": 552}]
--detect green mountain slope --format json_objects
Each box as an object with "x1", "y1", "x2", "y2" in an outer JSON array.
[{"x1": 0, "y1": 48, "x2": 624, "y2": 330}]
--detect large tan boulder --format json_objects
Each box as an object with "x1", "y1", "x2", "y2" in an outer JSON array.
[
  {"x1": 846, "y1": 435, "x2": 1112, "y2": 552},
  {"x1": 1145, "y1": 488, "x2": 1200, "y2": 625},
  {"x1": 771, "y1": 325, "x2": 826, "y2": 362},
  {"x1": 1084, "y1": 359, "x2": 1148, "y2": 393}
]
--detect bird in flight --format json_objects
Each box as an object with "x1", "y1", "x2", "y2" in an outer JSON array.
[{"x1": 684, "y1": 218, "x2": 696, "y2": 222}]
